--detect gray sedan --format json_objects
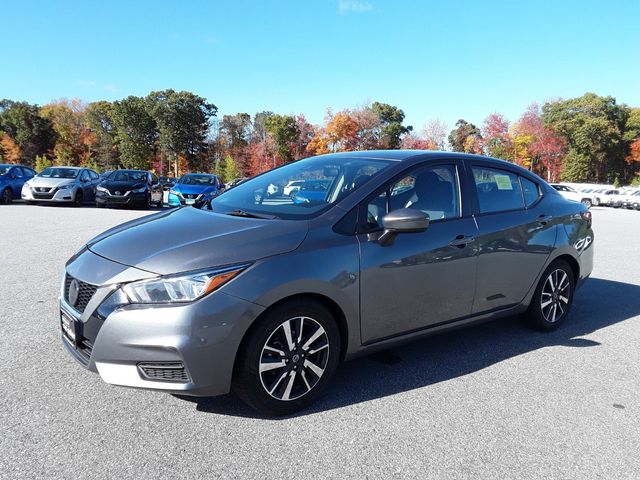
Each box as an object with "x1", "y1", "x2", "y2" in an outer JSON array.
[{"x1": 59, "y1": 151, "x2": 594, "y2": 415}]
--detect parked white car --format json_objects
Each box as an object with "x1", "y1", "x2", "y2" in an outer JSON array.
[
  {"x1": 598, "y1": 189, "x2": 621, "y2": 206},
  {"x1": 621, "y1": 190, "x2": 640, "y2": 209},
  {"x1": 283, "y1": 180, "x2": 304, "y2": 196},
  {"x1": 550, "y1": 184, "x2": 592, "y2": 207}
]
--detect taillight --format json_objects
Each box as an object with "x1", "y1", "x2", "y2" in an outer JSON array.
[{"x1": 581, "y1": 210, "x2": 592, "y2": 228}]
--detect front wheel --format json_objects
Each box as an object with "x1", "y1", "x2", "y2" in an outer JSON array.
[
  {"x1": 2, "y1": 188, "x2": 12, "y2": 204},
  {"x1": 527, "y1": 260, "x2": 575, "y2": 331},
  {"x1": 233, "y1": 299, "x2": 341, "y2": 416},
  {"x1": 73, "y1": 190, "x2": 83, "y2": 207}
]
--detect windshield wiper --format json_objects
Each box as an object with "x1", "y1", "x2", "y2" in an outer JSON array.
[{"x1": 226, "y1": 209, "x2": 277, "y2": 219}]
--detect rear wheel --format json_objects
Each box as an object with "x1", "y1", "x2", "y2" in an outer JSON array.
[
  {"x1": 527, "y1": 260, "x2": 575, "y2": 331},
  {"x1": 2, "y1": 188, "x2": 12, "y2": 205},
  {"x1": 233, "y1": 299, "x2": 341, "y2": 416}
]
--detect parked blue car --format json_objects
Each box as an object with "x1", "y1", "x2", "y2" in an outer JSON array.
[
  {"x1": 0, "y1": 164, "x2": 36, "y2": 204},
  {"x1": 292, "y1": 179, "x2": 331, "y2": 204},
  {"x1": 167, "y1": 173, "x2": 222, "y2": 207}
]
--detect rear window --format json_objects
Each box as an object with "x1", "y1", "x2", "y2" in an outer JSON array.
[{"x1": 520, "y1": 177, "x2": 540, "y2": 207}]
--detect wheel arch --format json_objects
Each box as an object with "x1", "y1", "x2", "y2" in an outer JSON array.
[{"x1": 232, "y1": 292, "x2": 350, "y2": 376}]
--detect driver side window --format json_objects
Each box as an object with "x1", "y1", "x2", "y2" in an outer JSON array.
[{"x1": 360, "y1": 164, "x2": 460, "y2": 232}]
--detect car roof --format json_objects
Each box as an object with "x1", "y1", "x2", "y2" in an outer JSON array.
[
  {"x1": 318, "y1": 150, "x2": 542, "y2": 178},
  {"x1": 43, "y1": 165, "x2": 83, "y2": 170}
]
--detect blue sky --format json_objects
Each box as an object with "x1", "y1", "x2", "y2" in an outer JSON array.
[{"x1": 1, "y1": 0, "x2": 638, "y2": 131}]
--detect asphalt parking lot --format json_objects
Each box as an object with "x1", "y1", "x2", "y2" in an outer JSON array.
[{"x1": 1, "y1": 204, "x2": 639, "y2": 479}]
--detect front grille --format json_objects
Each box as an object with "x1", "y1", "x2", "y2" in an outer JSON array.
[
  {"x1": 138, "y1": 362, "x2": 190, "y2": 383},
  {"x1": 184, "y1": 194, "x2": 199, "y2": 199},
  {"x1": 108, "y1": 189, "x2": 129, "y2": 196},
  {"x1": 64, "y1": 274, "x2": 98, "y2": 313},
  {"x1": 33, "y1": 187, "x2": 57, "y2": 199}
]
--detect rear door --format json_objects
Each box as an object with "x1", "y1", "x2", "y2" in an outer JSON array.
[
  {"x1": 358, "y1": 160, "x2": 479, "y2": 344},
  {"x1": 468, "y1": 163, "x2": 557, "y2": 313}
]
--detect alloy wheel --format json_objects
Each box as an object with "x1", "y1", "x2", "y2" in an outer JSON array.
[
  {"x1": 540, "y1": 269, "x2": 570, "y2": 323},
  {"x1": 259, "y1": 316, "x2": 329, "y2": 401}
]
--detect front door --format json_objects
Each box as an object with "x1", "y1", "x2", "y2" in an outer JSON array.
[{"x1": 358, "y1": 163, "x2": 479, "y2": 344}]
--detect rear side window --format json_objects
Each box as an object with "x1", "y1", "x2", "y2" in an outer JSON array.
[
  {"x1": 472, "y1": 167, "x2": 524, "y2": 213},
  {"x1": 520, "y1": 177, "x2": 540, "y2": 207}
]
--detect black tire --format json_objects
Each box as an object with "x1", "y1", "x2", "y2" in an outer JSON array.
[
  {"x1": 2, "y1": 188, "x2": 12, "y2": 205},
  {"x1": 96, "y1": 202, "x2": 105, "y2": 208},
  {"x1": 233, "y1": 299, "x2": 341, "y2": 416},
  {"x1": 74, "y1": 190, "x2": 83, "y2": 207},
  {"x1": 527, "y1": 259, "x2": 575, "y2": 331}
]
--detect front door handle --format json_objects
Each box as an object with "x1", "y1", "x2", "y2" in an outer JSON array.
[{"x1": 449, "y1": 235, "x2": 475, "y2": 248}]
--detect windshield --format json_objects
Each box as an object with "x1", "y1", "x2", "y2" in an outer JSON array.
[
  {"x1": 211, "y1": 156, "x2": 394, "y2": 219},
  {"x1": 38, "y1": 167, "x2": 79, "y2": 179},
  {"x1": 0, "y1": 166, "x2": 10, "y2": 175},
  {"x1": 179, "y1": 174, "x2": 217, "y2": 186},
  {"x1": 109, "y1": 170, "x2": 147, "y2": 182}
]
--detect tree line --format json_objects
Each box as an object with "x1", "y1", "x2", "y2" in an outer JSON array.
[{"x1": 1, "y1": 91, "x2": 639, "y2": 185}]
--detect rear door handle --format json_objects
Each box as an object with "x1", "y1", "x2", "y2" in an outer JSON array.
[
  {"x1": 449, "y1": 235, "x2": 475, "y2": 248},
  {"x1": 538, "y1": 214, "x2": 553, "y2": 225}
]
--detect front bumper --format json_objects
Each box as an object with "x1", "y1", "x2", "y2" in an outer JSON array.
[
  {"x1": 96, "y1": 190, "x2": 146, "y2": 207},
  {"x1": 22, "y1": 186, "x2": 77, "y2": 202},
  {"x1": 60, "y1": 250, "x2": 265, "y2": 396},
  {"x1": 167, "y1": 192, "x2": 204, "y2": 206}
]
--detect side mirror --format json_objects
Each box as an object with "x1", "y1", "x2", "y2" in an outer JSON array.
[
  {"x1": 378, "y1": 208, "x2": 429, "y2": 246},
  {"x1": 219, "y1": 183, "x2": 225, "y2": 189}
]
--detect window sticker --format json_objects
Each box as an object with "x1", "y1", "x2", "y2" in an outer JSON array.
[{"x1": 494, "y1": 174, "x2": 513, "y2": 190}]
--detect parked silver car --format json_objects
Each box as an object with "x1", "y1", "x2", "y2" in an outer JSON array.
[
  {"x1": 23, "y1": 166, "x2": 100, "y2": 206},
  {"x1": 60, "y1": 151, "x2": 594, "y2": 415}
]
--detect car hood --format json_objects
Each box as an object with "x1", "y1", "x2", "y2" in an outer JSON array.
[
  {"x1": 87, "y1": 207, "x2": 308, "y2": 275},
  {"x1": 173, "y1": 184, "x2": 216, "y2": 195},
  {"x1": 102, "y1": 180, "x2": 145, "y2": 191},
  {"x1": 30, "y1": 177, "x2": 76, "y2": 188}
]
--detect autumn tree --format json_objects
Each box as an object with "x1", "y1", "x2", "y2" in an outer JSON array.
[
  {"x1": 265, "y1": 114, "x2": 299, "y2": 163},
  {"x1": 371, "y1": 102, "x2": 412, "y2": 149},
  {"x1": 85, "y1": 101, "x2": 119, "y2": 170},
  {"x1": 326, "y1": 111, "x2": 358, "y2": 151},
  {"x1": 421, "y1": 119, "x2": 448, "y2": 150},
  {"x1": 482, "y1": 113, "x2": 512, "y2": 161},
  {"x1": 448, "y1": 119, "x2": 481, "y2": 152},
  {"x1": 0, "y1": 133, "x2": 21, "y2": 163},
  {"x1": 146, "y1": 89, "x2": 217, "y2": 175},
  {"x1": 0, "y1": 100, "x2": 55, "y2": 166},
  {"x1": 512, "y1": 104, "x2": 566, "y2": 181},
  {"x1": 111, "y1": 96, "x2": 157, "y2": 170},
  {"x1": 40, "y1": 99, "x2": 96, "y2": 166},
  {"x1": 543, "y1": 93, "x2": 628, "y2": 183},
  {"x1": 220, "y1": 113, "x2": 252, "y2": 148}
]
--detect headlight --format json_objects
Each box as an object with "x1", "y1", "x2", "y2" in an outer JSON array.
[
  {"x1": 58, "y1": 184, "x2": 73, "y2": 190},
  {"x1": 132, "y1": 187, "x2": 146, "y2": 193},
  {"x1": 22, "y1": 182, "x2": 30, "y2": 189},
  {"x1": 97, "y1": 264, "x2": 250, "y2": 317},
  {"x1": 123, "y1": 264, "x2": 249, "y2": 303},
  {"x1": 96, "y1": 185, "x2": 108, "y2": 192},
  {"x1": 169, "y1": 189, "x2": 180, "y2": 196}
]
